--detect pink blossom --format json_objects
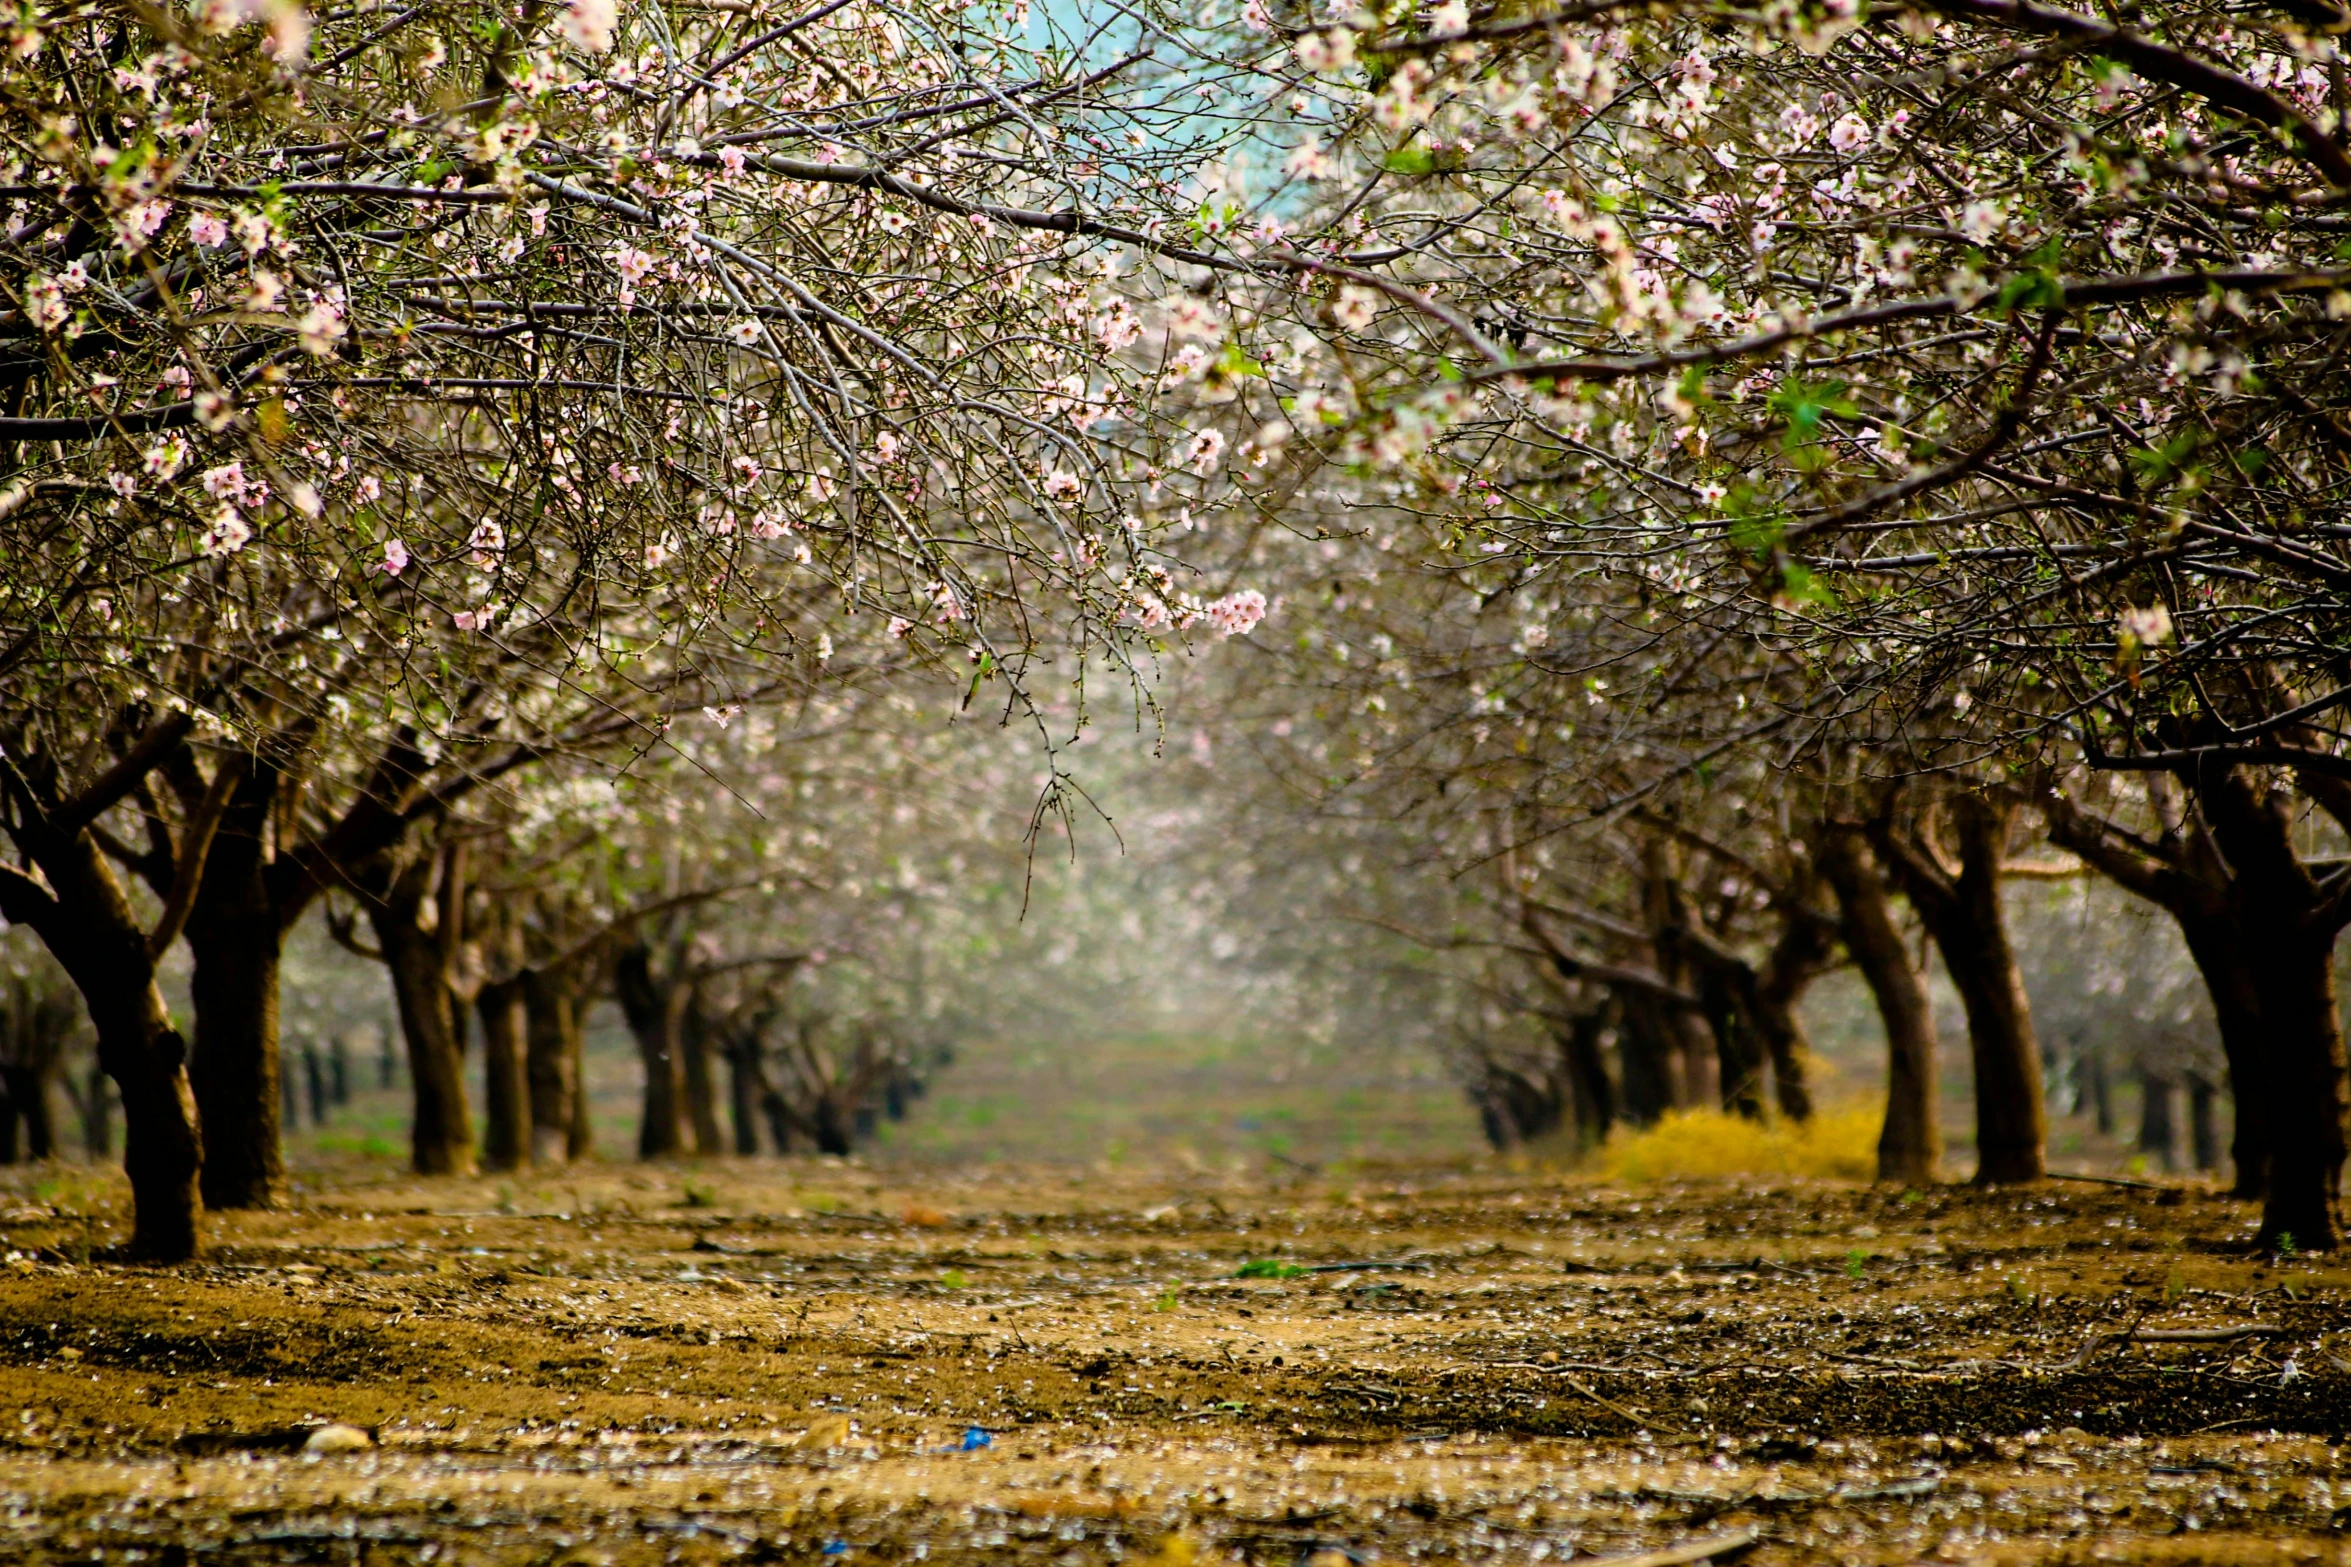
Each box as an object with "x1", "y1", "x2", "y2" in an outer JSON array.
[
  {"x1": 1205, "y1": 589, "x2": 1267, "y2": 637},
  {"x1": 199, "y1": 507, "x2": 253, "y2": 556},
  {"x1": 1185, "y1": 427, "x2": 1227, "y2": 476},
  {"x1": 378, "y1": 537, "x2": 410, "y2": 575},
  {"x1": 562, "y1": 0, "x2": 616, "y2": 53},
  {"x1": 23, "y1": 275, "x2": 67, "y2": 331}
]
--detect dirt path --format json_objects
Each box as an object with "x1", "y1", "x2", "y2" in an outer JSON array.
[{"x1": 0, "y1": 1160, "x2": 2344, "y2": 1564}]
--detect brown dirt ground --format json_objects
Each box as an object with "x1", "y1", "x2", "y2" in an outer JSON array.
[{"x1": 0, "y1": 1159, "x2": 2344, "y2": 1565}]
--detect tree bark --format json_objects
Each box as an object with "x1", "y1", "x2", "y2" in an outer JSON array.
[
  {"x1": 0, "y1": 831, "x2": 204, "y2": 1258},
  {"x1": 1560, "y1": 1005, "x2": 1616, "y2": 1149},
  {"x1": 0, "y1": 1069, "x2": 49, "y2": 1159},
  {"x1": 1874, "y1": 796, "x2": 2045, "y2": 1184},
  {"x1": 2137, "y1": 1070, "x2": 2177, "y2": 1171},
  {"x1": 725, "y1": 1025, "x2": 766, "y2": 1155},
  {"x1": 681, "y1": 989, "x2": 722, "y2": 1155},
  {"x1": 364, "y1": 850, "x2": 476, "y2": 1177},
  {"x1": 2054, "y1": 762, "x2": 2351, "y2": 1245},
  {"x1": 1816, "y1": 824, "x2": 1942, "y2": 1185},
  {"x1": 2043, "y1": 782, "x2": 2275, "y2": 1199},
  {"x1": 477, "y1": 975, "x2": 530, "y2": 1172},
  {"x1": 1613, "y1": 992, "x2": 1684, "y2": 1125},
  {"x1": 615, "y1": 940, "x2": 686, "y2": 1159},
  {"x1": 80, "y1": 1062, "x2": 111, "y2": 1157},
  {"x1": 2188, "y1": 1076, "x2": 2221, "y2": 1173},
  {"x1": 522, "y1": 965, "x2": 581, "y2": 1165},
  {"x1": 182, "y1": 765, "x2": 286, "y2": 1209}
]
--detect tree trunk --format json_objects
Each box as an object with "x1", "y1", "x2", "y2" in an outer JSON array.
[
  {"x1": 0, "y1": 1085, "x2": 17, "y2": 1163},
  {"x1": 2244, "y1": 927, "x2": 2345, "y2": 1248},
  {"x1": 1697, "y1": 968, "x2": 1767, "y2": 1121},
  {"x1": 0, "y1": 1067, "x2": 50, "y2": 1159},
  {"x1": 1560, "y1": 1006, "x2": 1616, "y2": 1149},
  {"x1": 2188, "y1": 763, "x2": 2347, "y2": 1248},
  {"x1": 2168, "y1": 913, "x2": 2271, "y2": 1198},
  {"x1": 681, "y1": 990, "x2": 723, "y2": 1155},
  {"x1": 477, "y1": 976, "x2": 530, "y2": 1172},
  {"x1": 2189, "y1": 1077, "x2": 2221, "y2": 1173},
  {"x1": 1754, "y1": 909, "x2": 1830, "y2": 1123},
  {"x1": 181, "y1": 769, "x2": 288, "y2": 1210},
  {"x1": 1942, "y1": 796, "x2": 2047, "y2": 1183},
  {"x1": 567, "y1": 1006, "x2": 595, "y2": 1161},
  {"x1": 1613, "y1": 993, "x2": 1682, "y2": 1125},
  {"x1": 367, "y1": 871, "x2": 476, "y2": 1178},
  {"x1": 6, "y1": 831, "x2": 205, "y2": 1258},
  {"x1": 726, "y1": 1029, "x2": 766, "y2": 1155},
  {"x1": 1874, "y1": 797, "x2": 2045, "y2": 1184},
  {"x1": 2137, "y1": 1070, "x2": 2177, "y2": 1171},
  {"x1": 81, "y1": 1062, "x2": 111, "y2": 1157},
  {"x1": 522, "y1": 966, "x2": 580, "y2": 1165},
  {"x1": 1816, "y1": 825, "x2": 1941, "y2": 1185},
  {"x1": 615, "y1": 941, "x2": 686, "y2": 1159}
]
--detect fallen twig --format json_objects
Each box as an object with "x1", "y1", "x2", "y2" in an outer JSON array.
[
  {"x1": 1301, "y1": 1260, "x2": 1436, "y2": 1274},
  {"x1": 1571, "y1": 1527, "x2": 1763, "y2": 1567},
  {"x1": 2051, "y1": 1323, "x2": 2285, "y2": 1372},
  {"x1": 1557, "y1": 1372, "x2": 1678, "y2": 1433},
  {"x1": 2045, "y1": 1171, "x2": 2167, "y2": 1192}
]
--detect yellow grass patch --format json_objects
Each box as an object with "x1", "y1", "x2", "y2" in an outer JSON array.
[{"x1": 1598, "y1": 1104, "x2": 1881, "y2": 1184}]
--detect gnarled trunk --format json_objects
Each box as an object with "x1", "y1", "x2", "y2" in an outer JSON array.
[
  {"x1": 8, "y1": 832, "x2": 204, "y2": 1258},
  {"x1": 1817, "y1": 824, "x2": 1941, "y2": 1185}
]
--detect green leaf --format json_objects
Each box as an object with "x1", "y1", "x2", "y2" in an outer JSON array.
[
  {"x1": 1235, "y1": 1259, "x2": 1311, "y2": 1279},
  {"x1": 1383, "y1": 146, "x2": 1434, "y2": 175}
]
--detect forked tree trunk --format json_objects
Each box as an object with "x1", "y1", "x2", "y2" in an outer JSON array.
[
  {"x1": 1816, "y1": 825, "x2": 1941, "y2": 1185},
  {"x1": 1876, "y1": 797, "x2": 2045, "y2": 1184},
  {"x1": 477, "y1": 976, "x2": 530, "y2": 1172},
  {"x1": 3, "y1": 830, "x2": 205, "y2": 1259},
  {"x1": 183, "y1": 772, "x2": 286, "y2": 1209}
]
